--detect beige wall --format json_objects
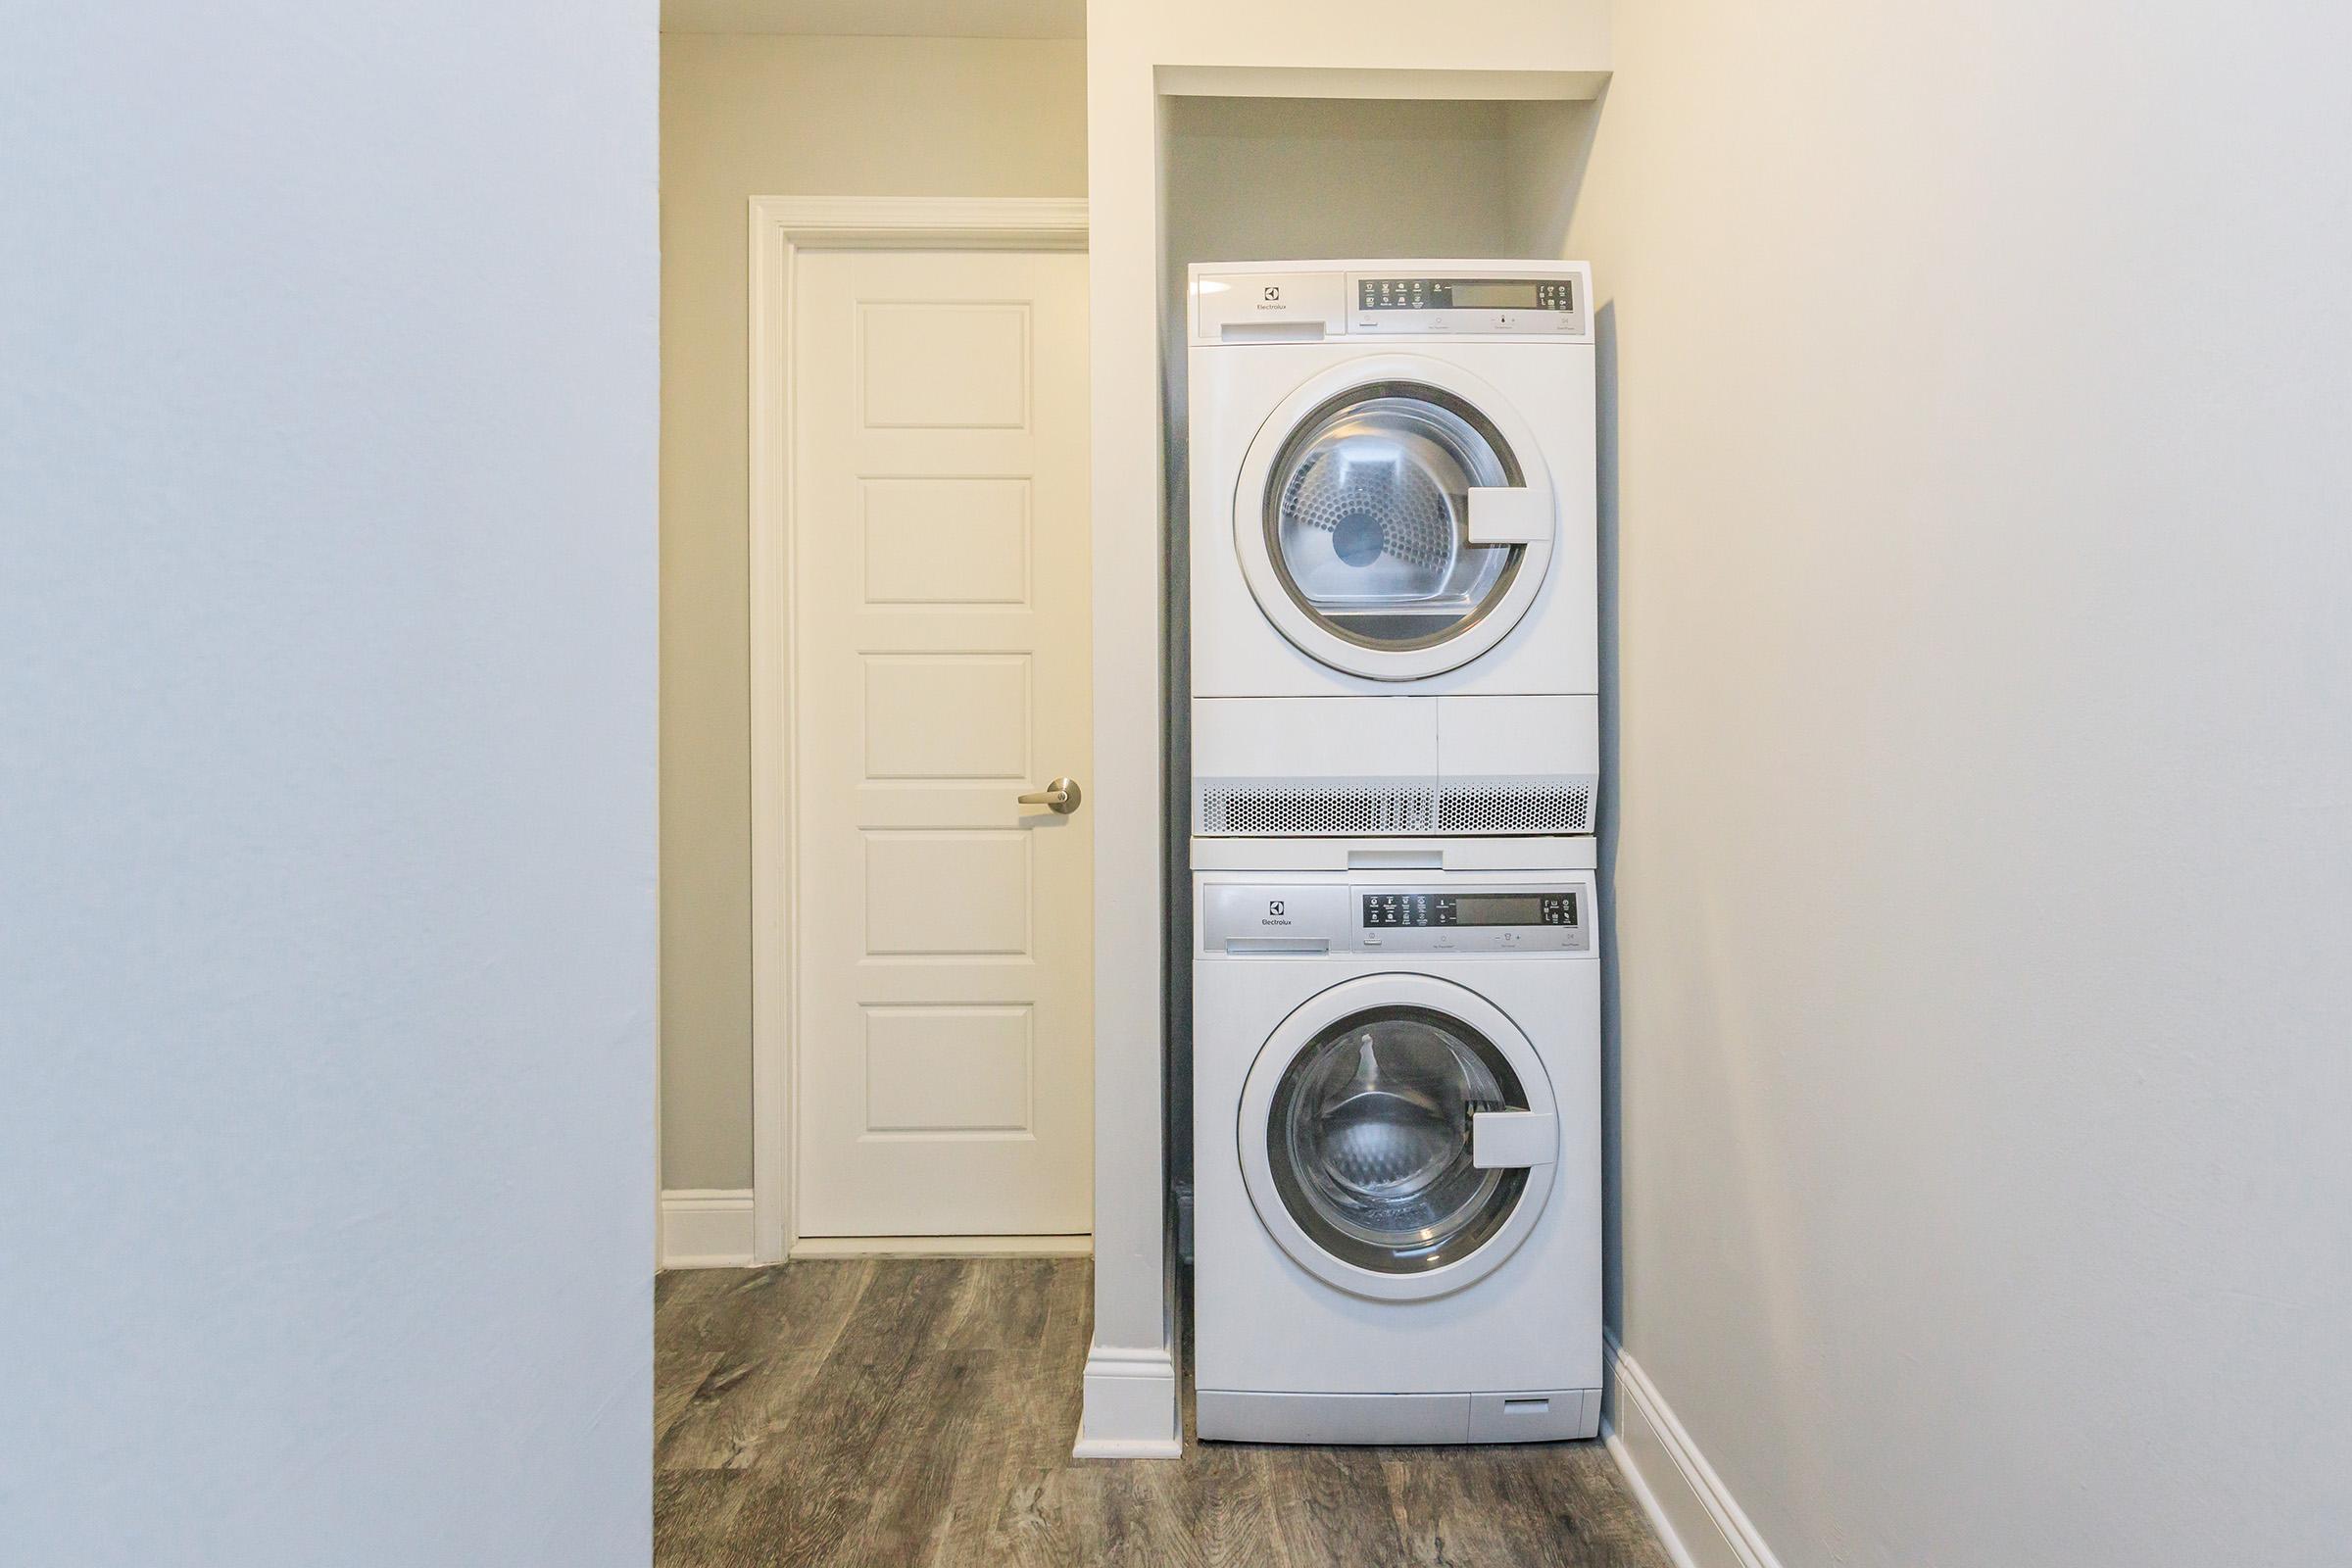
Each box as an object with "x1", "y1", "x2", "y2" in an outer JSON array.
[
  {"x1": 1563, "y1": 2, "x2": 2352, "y2": 1562},
  {"x1": 662, "y1": 34, "x2": 1088, "y2": 1189},
  {"x1": 1162, "y1": 95, "x2": 1522, "y2": 276},
  {"x1": 1160, "y1": 96, "x2": 1533, "y2": 418}
]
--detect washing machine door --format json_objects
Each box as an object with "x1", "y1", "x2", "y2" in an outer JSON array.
[
  {"x1": 1233, "y1": 355, "x2": 1556, "y2": 682},
  {"x1": 1238, "y1": 973, "x2": 1558, "y2": 1302}
]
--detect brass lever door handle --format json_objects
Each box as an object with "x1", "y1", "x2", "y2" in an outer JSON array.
[{"x1": 1017, "y1": 777, "x2": 1083, "y2": 814}]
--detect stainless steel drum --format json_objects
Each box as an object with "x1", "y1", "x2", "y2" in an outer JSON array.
[
  {"x1": 1264, "y1": 385, "x2": 1524, "y2": 653},
  {"x1": 1264, "y1": 1005, "x2": 1530, "y2": 1274}
]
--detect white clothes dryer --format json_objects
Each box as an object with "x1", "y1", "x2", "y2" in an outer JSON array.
[
  {"x1": 1189, "y1": 260, "x2": 1600, "y2": 839},
  {"x1": 1191, "y1": 837, "x2": 1602, "y2": 1446}
]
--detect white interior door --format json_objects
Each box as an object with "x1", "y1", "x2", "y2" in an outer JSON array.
[{"x1": 791, "y1": 246, "x2": 1092, "y2": 1242}]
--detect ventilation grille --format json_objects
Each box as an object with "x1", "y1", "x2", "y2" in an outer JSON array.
[
  {"x1": 1433, "y1": 775, "x2": 1597, "y2": 835},
  {"x1": 1197, "y1": 777, "x2": 1436, "y2": 837},
  {"x1": 1196, "y1": 774, "x2": 1599, "y2": 836}
]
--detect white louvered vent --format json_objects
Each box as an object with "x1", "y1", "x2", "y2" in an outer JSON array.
[
  {"x1": 1433, "y1": 775, "x2": 1597, "y2": 835},
  {"x1": 1197, "y1": 778, "x2": 1437, "y2": 837}
]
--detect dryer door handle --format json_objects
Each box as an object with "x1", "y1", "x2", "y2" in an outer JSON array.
[
  {"x1": 1466, "y1": 486, "x2": 1550, "y2": 545},
  {"x1": 1471, "y1": 1109, "x2": 1557, "y2": 1169}
]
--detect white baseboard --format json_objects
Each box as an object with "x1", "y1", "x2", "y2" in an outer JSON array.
[
  {"x1": 659, "y1": 1189, "x2": 756, "y2": 1269},
  {"x1": 791, "y1": 1233, "x2": 1093, "y2": 1258},
  {"x1": 1604, "y1": 1340, "x2": 1784, "y2": 1568},
  {"x1": 1072, "y1": 1344, "x2": 1182, "y2": 1459}
]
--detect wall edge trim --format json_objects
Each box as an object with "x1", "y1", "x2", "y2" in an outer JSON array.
[{"x1": 1074, "y1": 1344, "x2": 1183, "y2": 1459}]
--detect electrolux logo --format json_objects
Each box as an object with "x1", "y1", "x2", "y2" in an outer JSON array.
[
  {"x1": 1256, "y1": 283, "x2": 1287, "y2": 314},
  {"x1": 1267, "y1": 900, "x2": 1285, "y2": 917}
]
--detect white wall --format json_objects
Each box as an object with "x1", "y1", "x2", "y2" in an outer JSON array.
[
  {"x1": 1566, "y1": 2, "x2": 2352, "y2": 1562},
  {"x1": 660, "y1": 32, "x2": 1088, "y2": 1192},
  {"x1": 0, "y1": 5, "x2": 657, "y2": 1563}
]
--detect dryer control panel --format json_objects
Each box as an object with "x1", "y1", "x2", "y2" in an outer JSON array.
[
  {"x1": 1349, "y1": 270, "x2": 1588, "y2": 338},
  {"x1": 1200, "y1": 882, "x2": 1591, "y2": 954},
  {"x1": 1190, "y1": 261, "x2": 1592, "y2": 342}
]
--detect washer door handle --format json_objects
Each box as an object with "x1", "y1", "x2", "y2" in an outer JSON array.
[{"x1": 1471, "y1": 1109, "x2": 1556, "y2": 1169}]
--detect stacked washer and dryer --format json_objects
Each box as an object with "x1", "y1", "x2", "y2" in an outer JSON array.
[{"x1": 1187, "y1": 260, "x2": 1604, "y2": 1446}]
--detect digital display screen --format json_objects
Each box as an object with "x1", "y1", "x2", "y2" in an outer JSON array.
[
  {"x1": 1361, "y1": 892, "x2": 1580, "y2": 929},
  {"x1": 1446, "y1": 282, "x2": 1543, "y2": 309},
  {"x1": 1456, "y1": 895, "x2": 1545, "y2": 925}
]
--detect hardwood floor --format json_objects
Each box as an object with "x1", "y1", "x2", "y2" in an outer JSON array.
[{"x1": 656, "y1": 1257, "x2": 1672, "y2": 1568}]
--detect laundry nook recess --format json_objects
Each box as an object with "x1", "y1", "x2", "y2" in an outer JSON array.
[{"x1": 1186, "y1": 259, "x2": 1605, "y2": 1446}]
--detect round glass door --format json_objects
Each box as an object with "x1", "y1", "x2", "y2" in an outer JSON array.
[
  {"x1": 1264, "y1": 1004, "x2": 1530, "y2": 1275},
  {"x1": 1263, "y1": 383, "x2": 1524, "y2": 654}
]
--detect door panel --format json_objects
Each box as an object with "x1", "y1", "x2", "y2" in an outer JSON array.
[
  {"x1": 859, "y1": 477, "x2": 1030, "y2": 605},
  {"x1": 793, "y1": 247, "x2": 1091, "y2": 1240}
]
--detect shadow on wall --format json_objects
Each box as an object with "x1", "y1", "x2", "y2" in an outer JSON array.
[
  {"x1": 1592, "y1": 296, "x2": 1624, "y2": 1344},
  {"x1": 1159, "y1": 93, "x2": 1550, "y2": 1228},
  {"x1": 1165, "y1": 288, "x2": 1194, "y2": 1245},
  {"x1": 1508, "y1": 89, "x2": 1607, "y2": 260}
]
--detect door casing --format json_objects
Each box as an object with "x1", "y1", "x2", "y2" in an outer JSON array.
[{"x1": 748, "y1": 195, "x2": 1090, "y2": 1263}]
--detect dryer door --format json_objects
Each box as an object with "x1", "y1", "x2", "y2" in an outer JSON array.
[
  {"x1": 1234, "y1": 356, "x2": 1557, "y2": 682},
  {"x1": 1238, "y1": 973, "x2": 1558, "y2": 1302}
]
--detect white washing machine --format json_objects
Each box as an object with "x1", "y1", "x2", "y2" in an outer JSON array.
[
  {"x1": 1188, "y1": 259, "x2": 1599, "y2": 840},
  {"x1": 1191, "y1": 838, "x2": 1602, "y2": 1445}
]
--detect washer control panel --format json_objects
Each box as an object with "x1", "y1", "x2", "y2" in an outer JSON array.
[
  {"x1": 1361, "y1": 891, "x2": 1578, "y2": 928},
  {"x1": 1355, "y1": 886, "x2": 1587, "y2": 952},
  {"x1": 1200, "y1": 881, "x2": 1591, "y2": 954}
]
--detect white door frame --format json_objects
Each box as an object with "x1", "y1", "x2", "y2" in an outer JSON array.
[{"x1": 747, "y1": 196, "x2": 1090, "y2": 1265}]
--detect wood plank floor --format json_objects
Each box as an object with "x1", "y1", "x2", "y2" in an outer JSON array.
[{"x1": 656, "y1": 1257, "x2": 1673, "y2": 1568}]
